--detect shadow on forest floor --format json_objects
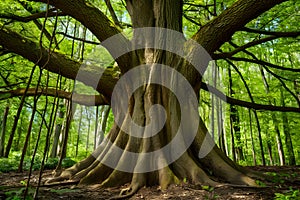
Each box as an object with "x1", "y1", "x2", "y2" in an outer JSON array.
[{"x1": 0, "y1": 166, "x2": 299, "y2": 200}]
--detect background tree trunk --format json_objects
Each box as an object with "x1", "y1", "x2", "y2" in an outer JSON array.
[
  {"x1": 50, "y1": 102, "x2": 65, "y2": 158},
  {"x1": 94, "y1": 106, "x2": 99, "y2": 150},
  {"x1": 75, "y1": 106, "x2": 83, "y2": 157},
  {"x1": 85, "y1": 107, "x2": 91, "y2": 156},
  {"x1": 96, "y1": 105, "x2": 110, "y2": 147},
  {"x1": 260, "y1": 65, "x2": 285, "y2": 165},
  {"x1": 0, "y1": 103, "x2": 9, "y2": 157},
  {"x1": 281, "y1": 89, "x2": 296, "y2": 165},
  {"x1": 248, "y1": 109, "x2": 257, "y2": 165}
]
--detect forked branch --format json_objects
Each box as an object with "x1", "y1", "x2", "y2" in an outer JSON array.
[
  {"x1": 0, "y1": 8, "x2": 65, "y2": 23},
  {"x1": 192, "y1": 0, "x2": 287, "y2": 53},
  {"x1": 0, "y1": 27, "x2": 117, "y2": 99},
  {"x1": 0, "y1": 88, "x2": 109, "y2": 106}
]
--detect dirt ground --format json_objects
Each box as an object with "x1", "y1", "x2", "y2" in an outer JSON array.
[{"x1": 0, "y1": 166, "x2": 299, "y2": 200}]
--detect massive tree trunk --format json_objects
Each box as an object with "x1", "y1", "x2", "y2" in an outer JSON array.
[{"x1": 46, "y1": 0, "x2": 265, "y2": 198}]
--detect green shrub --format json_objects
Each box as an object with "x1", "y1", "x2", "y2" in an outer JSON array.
[
  {"x1": 44, "y1": 157, "x2": 59, "y2": 169},
  {"x1": 5, "y1": 187, "x2": 34, "y2": 200},
  {"x1": 0, "y1": 154, "x2": 77, "y2": 172},
  {"x1": 0, "y1": 158, "x2": 18, "y2": 172},
  {"x1": 62, "y1": 157, "x2": 76, "y2": 168},
  {"x1": 274, "y1": 188, "x2": 299, "y2": 200}
]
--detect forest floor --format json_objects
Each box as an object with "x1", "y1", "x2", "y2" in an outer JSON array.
[{"x1": 0, "y1": 166, "x2": 300, "y2": 200}]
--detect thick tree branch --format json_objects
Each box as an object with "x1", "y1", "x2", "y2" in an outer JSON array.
[
  {"x1": 17, "y1": 1, "x2": 60, "y2": 49},
  {"x1": 28, "y1": 0, "x2": 120, "y2": 42},
  {"x1": 201, "y1": 82, "x2": 300, "y2": 113},
  {"x1": 28, "y1": 0, "x2": 132, "y2": 72},
  {"x1": 0, "y1": 88, "x2": 108, "y2": 106},
  {"x1": 0, "y1": 9, "x2": 65, "y2": 22},
  {"x1": 0, "y1": 27, "x2": 117, "y2": 99},
  {"x1": 192, "y1": 0, "x2": 287, "y2": 54}
]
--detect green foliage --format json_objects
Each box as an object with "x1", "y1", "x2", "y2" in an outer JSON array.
[
  {"x1": 44, "y1": 157, "x2": 58, "y2": 170},
  {"x1": 0, "y1": 157, "x2": 19, "y2": 172},
  {"x1": 255, "y1": 180, "x2": 267, "y2": 187},
  {"x1": 61, "y1": 157, "x2": 77, "y2": 168},
  {"x1": 201, "y1": 185, "x2": 214, "y2": 192},
  {"x1": 0, "y1": 153, "x2": 76, "y2": 172},
  {"x1": 5, "y1": 187, "x2": 34, "y2": 200},
  {"x1": 274, "y1": 188, "x2": 300, "y2": 200},
  {"x1": 49, "y1": 188, "x2": 79, "y2": 194},
  {"x1": 204, "y1": 194, "x2": 219, "y2": 200},
  {"x1": 264, "y1": 172, "x2": 299, "y2": 184}
]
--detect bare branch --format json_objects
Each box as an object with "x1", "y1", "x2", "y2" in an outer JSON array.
[
  {"x1": 201, "y1": 82, "x2": 300, "y2": 113},
  {"x1": 228, "y1": 57, "x2": 300, "y2": 72},
  {"x1": 0, "y1": 8, "x2": 65, "y2": 22},
  {"x1": 242, "y1": 27, "x2": 300, "y2": 37},
  {"x1": 104, "y1": 0, "x2": 122, "y2": 28},
  {"x1": 226, "y1": 42, "x2": 300, "y2": 106},
  {"x1": 17, "y1": 0, "x2": 60, "y2": 49},
  {"x1": 215, "y1": 27, "x2": 300, "y2": 59},
  {"x1": 28, "y1": 0, "x2": 132, "y2": 72},
  {"x1": 0, "y1": 88, "x2": 108, "y2": 106},
  {"x1": 183, "y1": 3, "x2": 214, "y2": 8},
  {"x1": 215, "y1": 36, "x2": 278, "y2": 59},
  {"x1": 0, "y1": 27, "x2": 118, "y2": 99},
  {"x1": 192, "y1": 0, "x2": 287, "y2": 54},
  {"x1": 56, "y1": 32, "x2": 100, "y2": 45},
  {"x1": 0, "y1": 82, "x2": 25, "y2": 89},
  {"x1": 27, "y1": 0, "x2": 120, "y2": 41},
  {"x1": 183, "y1": 13, "x2": 201, "y2": 26}
]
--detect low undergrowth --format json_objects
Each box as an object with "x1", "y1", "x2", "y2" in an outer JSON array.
[{"x1": 0, "y1": 152, "x2": 77, "y2": 173}]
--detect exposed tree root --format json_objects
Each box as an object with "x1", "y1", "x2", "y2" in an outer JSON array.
[
  {"x1": 43, "y1": 180, "x2": 79, "y2": 187},
  {"x1": 109, "y1": 184, "x2": 140, "y2": 200},
  {"x1": 46, "y1": 88, "x2": 263, "y2": 198},
  {"x1": 46, "y1": 137, "x2": 261, "y2": 197}
]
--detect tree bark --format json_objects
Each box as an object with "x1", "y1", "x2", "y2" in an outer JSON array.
[
  {"x1": 85, "y1": 107, "x2": 91, "y2": 155},
  {"x1": 260, "y1": 66, "x2": 285, "y2": 165},
  {"x1": 248, "y1": 109, "x2": 257, "y2": 165},
  {"x1": 210, "y1": 66, "x2": 216, "y2": 141},
  {"x1": 75, "y1": 106, "x2": 83, "y2": 157},
  {"x1": 94, "y1": 106, "x2": 99, "y2": 150},
  {"x1": 44, "y1": 2, "x2": 267, "y2": 199},
  {"x1": 50, "y1": 102, "x2": 65, "y2": 158},
  {"x1": 97, "y1": 106, "x2": 111, "y2": 147},
  {"x1": 56, "y1": 99, "x2": 75, "y2": 171},
  {"x1": 0, "y1": 104, "x2": 9, "y2": 157},
  {"x1": 15, "y1": 114, "x2": 23, "y2": 151},
  {"x1": 281, "y1": 89, "x2": 296, "y2": 165}
]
